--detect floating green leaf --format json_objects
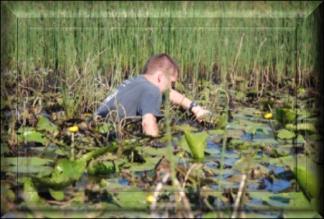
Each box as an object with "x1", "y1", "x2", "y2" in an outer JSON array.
[
  {"x1": 248, "y1": 192, "x2": 311, "y2": 210},
  {"x1": 88, "y1": 161, "x2": 115, "y2": 175},
  {"x1": 227, "y1": 129, "x2": 244, "y2": 139},
  {"x1": 285, "y1": 123, "x2": 316, "y2": 133},
  {"x1": 208, "y1": 129, "x2": 225, "y2": 136},
  {"x1": 245, "y1": 123, "x2": 269, "y2": 136},
  {"x1": 80, "y1": 144, "x2": 117, "y2": 163},
  {"x1": 34, "y1": 159, "x2": 87, "y2": 189},
  {"x1": 34, "y1": 146, "x2": 115, "y2": 189},
  {"x1": 17, "y1": 127, "x2": 48, "y2": 145},
  {"x1": 96, "y1": 123, "x2": 113, "y2": 134},
  {"x1": 2, "y1": 157, "x2": 53, "y2": 167},
  {"x1": 23, "y1": 178, "x2": 41, "y2": 204},
  {"x1": 297, "y1": 123, "x2": 316, "y2": 133},
  {"x1": 36, "y1": 116, "x2": 59, "y2": 134},
  {"x1": 275, "y1": 108, "x2": 297, "y2": 125},
  {"x1": 294, "y1": 166, "x2": 318, "y2": 199},
  {"x1": 285, "y1": 123, "x2": 296, "y2": 131},
  {"x1": 277, "y1": 129, "x2": 296, "y2": 140},
  {"x1": 173, "y1": 124, "x2": 197, "y2": 133},
  {"x1": 214, "y1": 114, "x2": 227, "y2": 129},
  {"x1": 115, "y1": 191, "x2": 149, "y2": 209},
  {"x1": 49, "y1": 188, "x2": 65, "y2": 201},
  {"x1": 128, "y1": 156, "x2": 161, "y2": 172},
  {"x1": 1, "y1": 157, "x2": 53, "y2": 174},
  {"x1": 1, "y1": 143, "x2": 9, "y2": 155},
  {"x1": 140, "y1": 146, "x2": 169, "y2": 157}
]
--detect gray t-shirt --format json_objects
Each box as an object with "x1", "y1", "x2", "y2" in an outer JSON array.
[{"x1": 96, "y1": 75, "x2": 162, "y2": 119}]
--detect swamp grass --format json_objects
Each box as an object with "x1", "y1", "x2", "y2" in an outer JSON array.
[
  {"x1": 1, "y1": 1, "x2": 323, "y2": 218},
  {"x1": 1, "y1": 2, "x2": 322, "y2": 103}
]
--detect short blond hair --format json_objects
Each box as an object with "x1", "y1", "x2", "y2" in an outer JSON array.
[{"x1": 142, "y1": 53, "x2": 179, "y2": 78}]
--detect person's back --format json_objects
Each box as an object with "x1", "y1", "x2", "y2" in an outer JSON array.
[
  {"x1": 95, "y1": 53, "x2": 211, "y2": 137},
  {"x1": 95, "y1": 75, "x2": 162, "y2": 119}
]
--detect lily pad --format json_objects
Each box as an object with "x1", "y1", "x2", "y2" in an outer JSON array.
[
  {"x1": 34, "y1": 146, "x2": 115, "y2": 189},
  {"x1": 88, "y1": 161, "x2": 116, "y2": 175},
  {"x1": 36, "y1": 116, "x2": 59, "y2": 134},
  {"x1": 285, "y1": 123, "x2": 316, "y2": 133},
  {"x1": 245, "y1": 123, "x2": 269, "y2": 136},
  {"x1": 22, "y1": 177, "x2": 43, "y2": 204},
  {"x1": 248, "y1": 192, "x2": 311, "y2": 210},
  {"x1": 214, "y1": 114, "x2": 228, "y2": 129},
  {"x1": 17, "y1": 127, "x2": 48, "y2": 145},
  {"x1": 277, "y1": 129, "x2": 296, "y2": 140},
  {"x1": 173, "y1": 124, "x2": 197, "y2": 132},
  {"x1": 1, "y1": 157, "x2": 53, "y2": 174},
  {"x1": 49, "y1": 188, "x2": 65, "y2": 201},
  {"x1": 115, "y1": 191, "x2": 149, "y2": 209},
  {"x1": 275, "y1": 108, "x2": 297, "y2": 125},
  {"x1": 2, "y1": 157, "x2": 53, "y2": 166},
  {"x1": 140, "y1": 146, "x2": 169, "y2": 157},
  {"x1": 1, "y1": 143, "x2": 10, "y2": 155},
  {"x1": 208, "y1": 129, "x2": 225, "y2": 136},
  {"x1": 96, "y1": 123, "x2": 113, "y2": 134},
  {"x1": 227, "y1": 129, "x2": 244, "y2": 139},
  {"x1": 297, "y1": 123, "x2": 316, "y2": 133},
  {"x1": 34, "y1": 159, "x2": 87, "y2": 189},
  {"x1": 128, "y1": 156, "x2": 161, "y2": 172},
  {"x1": 294, "y1": 165, "x2": 318, "y2": 199}
]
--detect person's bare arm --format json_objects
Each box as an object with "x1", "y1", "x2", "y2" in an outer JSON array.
[
  {"x1": 169, "y1": 89, "x2": 211, "y2": 121},
  {"x1": 142, "y1": 113, "x2": 159, "y2": 137},
  {"x1": 169, "y1": 89, "x2": 191, "y2": 109}
]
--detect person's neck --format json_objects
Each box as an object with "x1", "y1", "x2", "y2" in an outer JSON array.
[{"x1": 144, "y1": 74, "x2": 162, "y2": 92}]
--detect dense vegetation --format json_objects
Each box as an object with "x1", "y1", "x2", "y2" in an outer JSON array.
[{"x1": 1, "y1": 1, "x2": 323, "y2": 218}]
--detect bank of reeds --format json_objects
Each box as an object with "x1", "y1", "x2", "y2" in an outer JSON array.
[{"x1": 1, "y1": 1, "x2": 321, "y2": 116}]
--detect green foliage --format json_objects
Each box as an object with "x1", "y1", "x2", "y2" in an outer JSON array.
[
  {"x1": 17, "y1": 127, "x2": 48, "y2": 145},
  {"x1": 275, "y1": 108, "x2": 297, "y2": 125},
  {"x1": 23, "y1": 178, "x2": 42, "y2": 204},
  {"x1": 1, "y1": 157, "x2": 53, "y2": 174},
  {"x1": 248, "y1": 192, "x2": 312, "y2": 210},
  {"x1": 277, "y1": 129, "x2": 296, "y2": 140},
  {"x1": 184, "y1": 130, "x2": 208, "y2": 162},
  {"x1": 128, "y1": 157, "x2": 161, "y2": 172},
  {"x1": 2, "y1": 2, "x2": 319, "y2": 98},
  {"x1": 88, "y1": 161, "x2": 116, "y2": 175},
  {"x1": 49, "y1": 188, "x2": 65, "y2": 201},
  {"x1": 36, "y1": 116, "x2": 59, "y2": 134},
  {"x1": 285, "y1": 123, "x2": 316, "y2": 133},
  {"x1": 35, "y1": 159, "x2": 87, "y2": 189},
  {"x1": 294, "y1": 166, "x2": 318, "y2": 199},
  {"x1": 34, "y1": 146, "x2": 115, "y2": 189},
  {"x1": 96, "y1": 123, "x2": 113, "y2": 134},
  {"x1": 115, "y1": 191, "x2": 149, "y2": 209}
]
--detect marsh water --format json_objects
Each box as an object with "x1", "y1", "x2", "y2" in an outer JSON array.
[{"x1": 1, "y1": 88, "x2": 322, "y2": 218}]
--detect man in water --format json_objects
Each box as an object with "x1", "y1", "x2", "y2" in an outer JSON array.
[{"x1": 96, "y1": 53, "x2": 210, "y2": 137}]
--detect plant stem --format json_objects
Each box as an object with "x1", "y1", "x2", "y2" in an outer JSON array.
[{"x1": 71, "y1": 133, "x2": 75, "y2": 161}]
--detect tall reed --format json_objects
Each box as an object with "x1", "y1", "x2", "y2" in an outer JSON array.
[{"x1": 1, "y1": 1, "x2": 320, "y2": 116}]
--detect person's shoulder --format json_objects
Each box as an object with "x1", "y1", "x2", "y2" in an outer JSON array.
[{"x1": 135, "y1": 75, "x2": 159, "y2": 91}]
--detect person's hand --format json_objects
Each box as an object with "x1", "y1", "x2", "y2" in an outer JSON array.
[{"x1": 191, "y1": 105, "x2": 212, "y2": 122}]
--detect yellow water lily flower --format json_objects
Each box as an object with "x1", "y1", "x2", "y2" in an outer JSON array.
[
  {"x1": 146, "y1": 194, "x2": 155, "y2": 203},
  {"x1": 178, "y1": 152, "x2": 184, "y2": 158},
  {"x1": 68, "y1": 125, "x2": 79, "y2": 133},
  {"x1": 263, "y1": 112, "x2": 273, "y2": 119}
]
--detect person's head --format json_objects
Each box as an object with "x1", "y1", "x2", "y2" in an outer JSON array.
[{"x1": 142, "y1": 53, "x2": 179, "y2": 92}]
